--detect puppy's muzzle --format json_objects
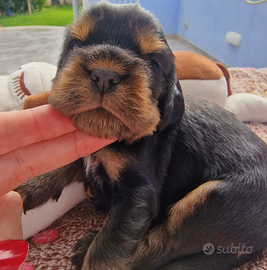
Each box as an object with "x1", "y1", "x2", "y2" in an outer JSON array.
[{"x1": 90, "y1": 69, "x2": 121, "y2": 94}]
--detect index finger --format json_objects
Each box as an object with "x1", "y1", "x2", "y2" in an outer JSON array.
[{"x1": 0, "y1": 105, "x2": 76, "y2": 155}]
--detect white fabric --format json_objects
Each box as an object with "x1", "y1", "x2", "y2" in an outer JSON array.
[
  {"x1": 225, "y1": 93, "x2": 267, "y2": 122},
  {"x1": 0, "y1": 76, "x2": 13, "y2": 111},
  {"x1": 22, "y1": 182, "x2": 86, "y2": 240},
  {"x1": 0, "y1": 62, "x2": 56, "y2": 112},
  {"x1": 180, "y1": 77, "x2": 228, "y2": 108}
]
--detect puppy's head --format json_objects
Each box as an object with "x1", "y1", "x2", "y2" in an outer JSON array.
[{"x1": 49, "y1": 2, "x2": 184, "y2": 144}]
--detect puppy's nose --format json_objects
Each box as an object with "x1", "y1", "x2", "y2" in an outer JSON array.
[{"x1": 90, "y1": 69, "x2": 121, "y2": 94}]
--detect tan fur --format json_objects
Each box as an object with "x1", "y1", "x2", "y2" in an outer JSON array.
[
  {"x1": 167, "y1": 180, "x2": 221, "y2": 233},
  {"x1": 136, "y1": 26, "x2": 166, "y2": 54},
  {"x1": 85, "y1": 185, "x2": 93, "y2": 201},
  {"x1": 49, "y1": 48, "x2": 161, "y2": 144},
  {"x1": 134, "y1": 180, "x2": 222, "y2": 260},
  {"x1": 69, "y1": 12, "x2": 98, "y2": 41},
  {"x1": 93, "y1": 147, "x2": 134, "y2": 183},
  {"x1": 88, "y1": 59, "x2": 126, "y2": 76}
]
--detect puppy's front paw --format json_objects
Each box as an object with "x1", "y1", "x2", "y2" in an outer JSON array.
[
  {"x1": 72, "y1": 230, "x2": 98, "y2": 270},
  {"x1": 15, "y1": 177, "x2": 62, "y2": 213},
  {"x1": 15, "y1": 160, "x2": 84, "y2": 212}
]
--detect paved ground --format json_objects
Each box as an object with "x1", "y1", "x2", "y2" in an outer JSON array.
[
  {"x1": 0, "y1": 26, "x2": 221, "y2": 76},
  {"x1": 0, "y1": 26, "x2": 65, "y2": 75}
]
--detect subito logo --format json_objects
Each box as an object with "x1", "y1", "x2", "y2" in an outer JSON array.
[{"x1": 203, "y1": 243, "x2": 215, "y2": 255}]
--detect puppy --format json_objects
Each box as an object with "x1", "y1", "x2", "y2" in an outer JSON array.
[{"x1": 16, "y1": 3, "x2": 267, "y2": 270}]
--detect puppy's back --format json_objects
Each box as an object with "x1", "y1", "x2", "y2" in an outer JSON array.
[{"x1": 161, "y1": 95, "x2": 267, "y2": 206}]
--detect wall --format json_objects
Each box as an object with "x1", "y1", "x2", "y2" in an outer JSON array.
[
  {"x1": 86, "y1": 0, "x2": 180, "y2": 34},
  {"x1": 177, "y1": 0, "x2": 267, "y2": 68},
  {"x1": 84, "y1": 0, "x2": 267, "y2": 68},
  {"x1": 140, "y1": 0, "x2": 180, "y2": 34}
]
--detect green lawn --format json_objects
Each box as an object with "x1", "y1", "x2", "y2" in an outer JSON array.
[{"x1": 0, "y1": 5, "x2": 75, "y2": 27}]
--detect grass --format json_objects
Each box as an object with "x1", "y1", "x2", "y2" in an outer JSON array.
[{"x1": 0, "y1": 5, "x2": 75, "y2": 27}]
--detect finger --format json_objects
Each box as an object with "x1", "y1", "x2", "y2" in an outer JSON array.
[
  {"x1": 0, "y1": 131, "x2": 115, "y2": 197},
  {"x1": 0, "y1": 105, "x2": 76, "y2": 156},
  {"x1": 0, "y1": 191, "x2": 23, "y2": 240}
]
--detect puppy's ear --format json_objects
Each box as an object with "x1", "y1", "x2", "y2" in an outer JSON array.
[
  {"x1": 158, "y1": 78, "x2": 184, "y2": 132},
  {"x1": 57, "y1": 30, "x2": 73, "y2": 72}
]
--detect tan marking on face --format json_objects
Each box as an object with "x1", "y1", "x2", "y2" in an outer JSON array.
[
  {"x1": 136, "y1": 27, "x2": 166, "y2": 55},
  {"x1": 88, "y1": 59, "x2": 126, "y2": 76},
  {"x1": 69, "y1": 12, "x2": 98, "y2": 41},
  {"x1": 49, "y1": 50, "x2": 160, "y2": 144},
  {"x1": 49, "y1": 59, "x2": 102, "y2": 116}
]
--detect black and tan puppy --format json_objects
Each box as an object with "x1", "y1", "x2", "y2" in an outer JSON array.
[{"x1": 16, "y1": 2, "x2": 267, "y2": 270}]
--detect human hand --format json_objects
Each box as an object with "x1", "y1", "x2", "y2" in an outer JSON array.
[
  {"x1": 0, "y1": 191, "x2": 27, "y2": 270},
  {"x1": 0, "y1": 105, "x2": 116, "y2": 197}
]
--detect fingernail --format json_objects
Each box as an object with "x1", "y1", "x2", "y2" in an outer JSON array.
[{"x1": 0, "y1": 240, "x2": 29, "y2": 269}]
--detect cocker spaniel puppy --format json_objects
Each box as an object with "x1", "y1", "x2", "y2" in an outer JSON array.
[{"x1": 17, "y1": 3, "x2": 267, "y2": 270}]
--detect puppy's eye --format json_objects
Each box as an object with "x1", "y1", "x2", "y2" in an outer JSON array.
[
  {"x1": 70, "y1": 40, "x2": 83, "y2": 50},
  {"x1": 150, "y1": 58, "x2": 160, "y2": 68}
]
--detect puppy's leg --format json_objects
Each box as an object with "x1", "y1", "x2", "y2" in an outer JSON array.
[
  {"x1": 134, "y1": 179, "x2": 267, "y2": 269},
  {"x1": 15, "y1": 159, "x2": 85, "y2": 212},
  {"x1": 73, "y1": 168, "x2": 159, "y2": 270},
  {"x1": 84, "y1": 167, "x2": 113, "y2": 213},
  {"x1": 72, "y1": 230, "x2": 99, "y2": 270}
]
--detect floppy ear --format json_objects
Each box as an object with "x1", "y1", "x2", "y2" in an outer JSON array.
[
  {"x1": 57, "y1": 30, "x2": 73, "y2": 73},
  {"x1": 158, "y1": 77, "x2": 184, "y2": 132}
]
